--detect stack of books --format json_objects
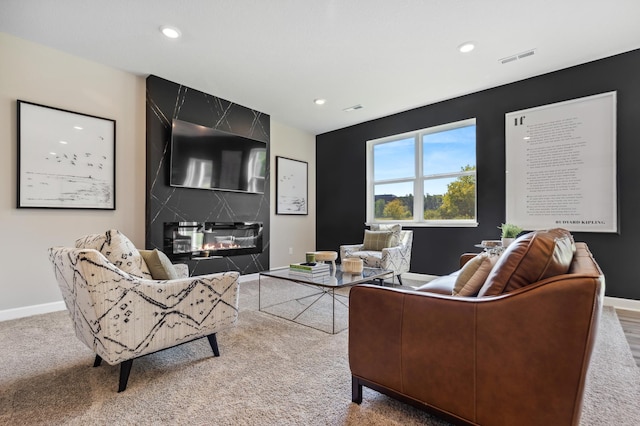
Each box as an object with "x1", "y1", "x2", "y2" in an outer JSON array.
[{"x1": 289, "y1": 262, "x2": 331, "y2": 278}]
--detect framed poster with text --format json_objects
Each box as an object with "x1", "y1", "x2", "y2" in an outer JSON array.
[{"x1": 505, "y1": 92, "x2": 617, "y2": 233}]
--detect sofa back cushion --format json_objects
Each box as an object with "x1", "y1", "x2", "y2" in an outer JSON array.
[{"x1": 477, "y1": 228, "x2": 575, "y2": 297}]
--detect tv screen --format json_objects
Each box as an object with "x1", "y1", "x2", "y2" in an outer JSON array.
[{"x1": 169, "y1": 119, "x2": 267, "y2": 194}]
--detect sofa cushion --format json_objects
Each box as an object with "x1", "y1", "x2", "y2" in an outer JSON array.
[
  {"x1": 415, "y1": 271, "x2": 460, "y2": 294},
  {"x1": 363, "y1": 230, "x2": 393, "y2": 251},
  {"x1": 477, "y1": 228, "x2": 575, "y2": 297},
  {"x1": 75, "y1": 229, "x2": 152, "y2": 279},
  {"x1": 370, "y1": 223, "x2": 402, "y2": 247},
  {"x1": 139, "y1": 249, "x2": 179, "y2": 280},
  {"x1": 453, "y1": 253, "x2": 498, "y2": 297}
]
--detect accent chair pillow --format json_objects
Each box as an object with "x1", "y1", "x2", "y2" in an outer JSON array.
[
  {"x1": 139, "y1": 249, "x2": 179, "y2": 280},
  {"x1": 452, "y1": 253, "x2": 498, "y2": 297},
  {"x1": 370, "y1": 223, "x2": 402, "y2": 247},
  {"x1": 362, "y1": 230, "x2": 394, "y2": 251},
  {"x1": 75, "y1": 229, "x2": 152, "y2": 279}
]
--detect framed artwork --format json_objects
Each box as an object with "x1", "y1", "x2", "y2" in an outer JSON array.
[
  {"x1": 276, "y1": 156, "x2": 308, "y2": 215},
  {"x1": 17, "y1": 100, "x2": 116, "y2": 209},
  {"x1": 505, "y1": 91, "x2": 616, "y2": 232}
]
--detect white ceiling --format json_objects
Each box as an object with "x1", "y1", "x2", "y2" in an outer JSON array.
[{"x1": 1, "y1": 0, "x2": 639, "y2": 135}]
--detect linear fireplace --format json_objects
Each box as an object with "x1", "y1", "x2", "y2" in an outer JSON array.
[{"x1": 164, "y1": 222, "x2": 263, "y2": 259}]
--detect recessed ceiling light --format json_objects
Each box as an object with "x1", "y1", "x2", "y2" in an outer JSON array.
[
  {"x1": 73, "y1": 126, "x2": 83, "y2": 130},
  {"x1": 59, "y1": 140, "x2": 68, "y2": 144},
  {"x1": 160, "y1": 26, "x2": 181, "y2": 39},
  {"x1": 458, "y1": 42, "x2": 475, "y2": 53},
  {"x1": 314, "y1": 98, "x2": 326, "y2": 105}
]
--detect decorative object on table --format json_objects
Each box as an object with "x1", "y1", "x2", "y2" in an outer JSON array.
[
  {"x1": 314, "y1": 251, "x2": 338, "y2": 270},
  {"x1": 475, "y1": 240, "x2": 505, "y2": 255},
  {"x1": 498, "y1": 223, "x2": 523, "y2": 248},
  {"x1": 342, "y1": 257, "x2": 364, "y2": 274},
  {"x1": 17, "y1": 100, "x2": 116, "y2": 209},
  {"x1": 276, "y1": 156, "x2": 308, "y2": 215},
  {"x1": 305, "y1": 252, "x2": 316, "y2": 263},
  {"x1": 289, "y1": 262, "x2": 331, "y2": 278}
]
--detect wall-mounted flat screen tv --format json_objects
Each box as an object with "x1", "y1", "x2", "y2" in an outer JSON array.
[{"x1": 169, "y1": 119, "x2": 267, "y2": 194}]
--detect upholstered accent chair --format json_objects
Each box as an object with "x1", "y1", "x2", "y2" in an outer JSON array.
[
  {"x1": 49, "y1": 229, "x2": 239, "y2": 392},
  {"x1": 340, "y1": 226, "x2": 412, "y2": 285}
]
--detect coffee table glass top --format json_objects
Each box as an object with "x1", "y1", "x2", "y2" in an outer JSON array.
[{"x1": 259, "y1": 265, "x2": 392, "y2": 288}]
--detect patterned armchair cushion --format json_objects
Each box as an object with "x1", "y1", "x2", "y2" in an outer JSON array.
[
  {"x1": 346, "y1": 250, "x2": 385, "y2": 268},
  {"x1": 75, "y1": 229, "x2": 152, "y2": 279},
  {"x1": 139, "y1": 249, "x2": 179, "y2": 280}
]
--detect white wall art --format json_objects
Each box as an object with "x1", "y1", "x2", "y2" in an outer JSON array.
[
  {"x1": 505, "y1": 92, "x2": 616, "y2": 232},
  {"x1": 276, "y1": 156, "x2": 307, "y2": 215},
  {"x1": 18, "y1": 101, "x2": 116, "y2": 209}
]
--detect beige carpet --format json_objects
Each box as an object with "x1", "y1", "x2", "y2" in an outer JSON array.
[{"x1": 1, "y1": 278, "x2": 639, "y2": 425}]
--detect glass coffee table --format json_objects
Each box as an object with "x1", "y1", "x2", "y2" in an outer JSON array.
[{"x1": 258, "y1": 265, "x2": 393, "y2": 334}]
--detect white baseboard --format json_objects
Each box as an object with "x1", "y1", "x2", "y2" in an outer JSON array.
[
  {"x1": 0, "y1": 300, "x2": 66, "y2": 322},
  {"x1": 604, "y1": 296, "x2": 640, "y2": 312}
]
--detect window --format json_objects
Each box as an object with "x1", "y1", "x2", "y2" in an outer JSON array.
[{"x1": 366, "y1": 118, "x2": 477, "y2": 226}]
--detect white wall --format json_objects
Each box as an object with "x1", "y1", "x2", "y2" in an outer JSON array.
[
  {"x1": 269, "y1": 121, "x2": 316, "y2": 268},
  {"x1": 0, "y1": 33, "x2": 146, "y2": 316}
]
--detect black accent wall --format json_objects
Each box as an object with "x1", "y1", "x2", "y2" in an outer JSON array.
[
  {"x1": 145, "y1": 75, "x2": 270, "y2": 276},
  {"x1": 317, "y1": 48, "x2": 640, "y2": 300}
]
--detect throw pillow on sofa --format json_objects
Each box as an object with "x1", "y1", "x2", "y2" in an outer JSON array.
[{"x1": 452, "y1": 252, "x2": 498, "y2": 297}]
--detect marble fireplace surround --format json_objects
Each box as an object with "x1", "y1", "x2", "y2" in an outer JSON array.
[{"x1": 145, "y1": 75, "x2": 270, "y2": 276}]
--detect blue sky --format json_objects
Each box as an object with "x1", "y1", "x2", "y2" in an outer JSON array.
[{"x1": 373, "y1": 125, "x2": 476, "y2": 196}]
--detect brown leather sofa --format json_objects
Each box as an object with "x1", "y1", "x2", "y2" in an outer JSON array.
[{"x1": 349, "y1": 229, "x2": 604, "y2": 426}]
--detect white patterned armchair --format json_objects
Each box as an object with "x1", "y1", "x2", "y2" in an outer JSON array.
[
  {"x1": 48, "y1": 229, "x2": 239, "y2": 392},
  {"x1": 340, "y1": 229, "x2": 413, "y2": 285}
]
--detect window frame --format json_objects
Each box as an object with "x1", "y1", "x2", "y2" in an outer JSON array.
[{"x1": 366, "y1": 118, "x2": 478, "y2": 227}]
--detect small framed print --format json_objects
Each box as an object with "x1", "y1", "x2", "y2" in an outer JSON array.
[{"x1": 276, "y1": 156, "x2": 308, "y2": 215}]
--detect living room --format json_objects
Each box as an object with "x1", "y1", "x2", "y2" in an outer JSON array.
[{"x1": 1, "y1": 2, "x2": 640, "y2": 424}]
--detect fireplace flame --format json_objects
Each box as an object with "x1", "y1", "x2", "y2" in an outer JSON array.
[{"x1": 203, "y1": 242, "x2": 242, "y2": 250}]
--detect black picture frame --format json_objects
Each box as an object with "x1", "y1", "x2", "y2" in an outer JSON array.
[
  {"x1": 17, "y1": 100, "x2": 116, "y2": 209},
  {"x1": 276, "y1": 156, "x2": 308, "y2": 215}
]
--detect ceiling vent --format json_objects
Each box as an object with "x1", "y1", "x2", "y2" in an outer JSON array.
[
  {"x1": 343, "y1": 104, "x2": 363, "y2": 112},
  {"x1": 500, "y1": 49, "x2": 536, "y2": 64}
]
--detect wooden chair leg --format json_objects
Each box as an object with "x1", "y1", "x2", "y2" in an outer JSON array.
[
  {"x1": 118, "y1": 359, "x2": 134, "y2": 392},
  {"x1": 207, "y1": 333, "x2": 220, "y2": 357},
  {"x1": 352, "y1": 376, "x2": 363, "y2": 403}
]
